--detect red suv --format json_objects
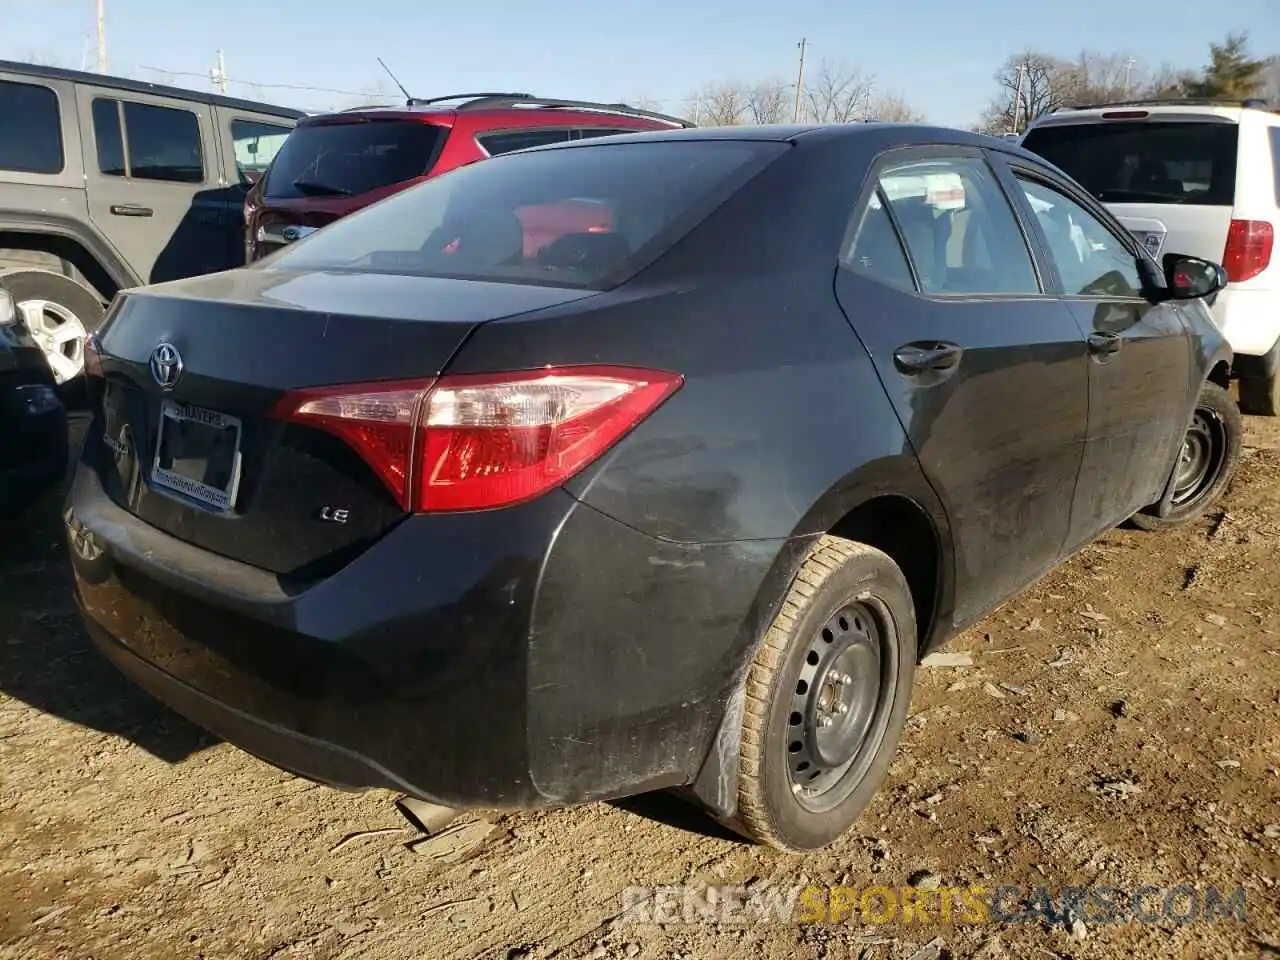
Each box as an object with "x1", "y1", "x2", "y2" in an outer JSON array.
[{"x1": 244, "y1": 94, "x2": 693, "y2": 261}]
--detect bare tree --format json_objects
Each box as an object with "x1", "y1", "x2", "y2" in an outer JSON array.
[
  {"x1": 868, "y1": 90, "x2": 925, "y2": 122},
  {"x1": 1144, "y1": 62, "x2": 1197, "y2": 98},
  {"x1": 1259, "y1": 56, "x2": 1280, "y2": 103},
  {"x1": 979, "y1": 51, "x2": 1073, "y2": 134},
  {"x1": 17, "y1": 48, "x2": 71, "y2": 68},
  {"x1": 692, "y1": 82, "x2": 749, "y2": 126},
  {"x1": 625, "y1": 93, "x2": 668, "y2": 114},
  {"x1": 338, "y1": 78, "x2": 399, "y2": 111},
  {"x1": 1054, "y1": 52, "x2": 1137, "y2": 106},
  {"x1": 803, "y1": 59, "x2": 873, "y2": 123},
  {"x1": 746, "y1": 78, "x2": 789, "y2": 124}
]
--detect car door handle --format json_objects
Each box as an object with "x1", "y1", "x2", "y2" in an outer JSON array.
[
  {"x1": 1087, "y1": 331, "x2": 1122, "y2": 356},
  {"x1": 109, "y1": 204, "x2": 153, "y2": 218},
  {"x1": 893, "y1": 341, "x2": 964, "y2": 374}
]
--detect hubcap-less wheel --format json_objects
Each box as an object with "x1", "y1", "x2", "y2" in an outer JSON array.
[
  {"x1": 785, "y1": 600, "x2": 897, "y2": 813},
  {"x1": 1171, "y1": 409, "x2": 1225, "y2": 509},
  {"x1": 18, "y1": 298, "x2": 87, "y2": 385}
]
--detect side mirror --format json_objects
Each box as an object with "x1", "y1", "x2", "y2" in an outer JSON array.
[{"x1": 1161, "y1": 253, "x2": 1227, "y2": 301}]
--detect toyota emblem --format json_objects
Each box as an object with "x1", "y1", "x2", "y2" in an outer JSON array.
[{"x1": 150, "y1": 342, "x2": 183, "y2": 390}]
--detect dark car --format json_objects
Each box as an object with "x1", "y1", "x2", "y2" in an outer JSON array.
[
  {"x1": 243, "y1": 93, "x2": 693, "y2": 263},
  {"x1": 66, "y1": 124, "x2": 1240, "y2": 852},
  {"x1": 0, "y1": 279, "x2": 68, "y2": 516}
]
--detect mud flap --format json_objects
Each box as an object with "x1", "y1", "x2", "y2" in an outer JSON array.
[
  {"x1": 686, "y1": 685, "x2": 745, "y2": 818},
  {"x1": 1153, "y1": 456, "x2": 1181, "y2": 519}
]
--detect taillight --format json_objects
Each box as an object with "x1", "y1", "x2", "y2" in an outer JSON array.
[
  {"x1": 272, "y1": 366, "x2": 682, "y2": 513},
  {"x1": 1222, "y1": 219, "x2": 1274, "y2": 283}
]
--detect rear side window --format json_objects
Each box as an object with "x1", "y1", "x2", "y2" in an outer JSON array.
[
  {"x1": 843, "y1": 192, "x2": 915, "y2": 292},
  {"x1": 1021, "y1": 121, "x2": 1238, "y2": 206},
  {"x1": 478, "y1": 129, "x2": 572, "y2": 156},
  {"x1": 264, "y1": 120, "x2": 446, "y2": 199},
  {"x1": 92, "y1": 98, "x2": 204, "y2": 182},
  {"x1": 231, "y1": 119, "x2": 292, "y2": 183},
  {"x1": 0, "y1": 80, "x2": 63, "y2": 174},
  {"x1": 875, "y1": 156, "x2": 1040, "y2": 296},
  {"x1": 271, "y1": 139, "x2": 786, "y2": 289}
]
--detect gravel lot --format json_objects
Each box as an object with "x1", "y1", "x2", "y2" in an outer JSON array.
[{"x1": 1, "y1": 416, "x2": 1278, "y2": 960}]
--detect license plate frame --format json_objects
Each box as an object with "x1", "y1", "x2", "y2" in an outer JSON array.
[{"x1": 150, "y1": 399, "x2": 243, "y2": 514}]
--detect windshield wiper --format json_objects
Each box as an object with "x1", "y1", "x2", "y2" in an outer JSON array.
[{"x1": 291, "y1": 179, "x2": 353, "y2": 197}]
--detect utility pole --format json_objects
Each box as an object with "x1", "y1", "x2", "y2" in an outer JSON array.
[
  {"x1": 211, "y1": 49, "x2": 229, "y2": 94},
  {"x1": 95, "y1": 0, "x2": 107, "y2": 74},
  {"x1": 1123, "y1": 57, "x2": 1136, "y2": 96},
  {"x1": 1011, "y1": 58, "x2": 1027, "y2": 135},
  {"x1": 793, "y1": 38, "x2": 808, "y2": 123}
]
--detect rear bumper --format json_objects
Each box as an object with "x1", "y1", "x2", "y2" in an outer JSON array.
[
  {"x1": 67, "y1": 463, "x2": 788, "y2": 808},
  {"x1": 1213, "y1": 286, "x2": 1280, "y2": 361}
]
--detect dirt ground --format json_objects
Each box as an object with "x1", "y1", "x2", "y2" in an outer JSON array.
[{"x1": 1, "y1": 416, "x2": 1277, "y2": 960}]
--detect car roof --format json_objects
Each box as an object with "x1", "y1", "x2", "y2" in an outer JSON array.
[
  {"x1": 510, "y1": 121, "x2": 1027, "y2": 152},
  {"x1": 0, "y1": 59, "x2": 306, "y2": 120},
  {"x1": 305, "y1": 93, "x2": 693, "y2": 129}
]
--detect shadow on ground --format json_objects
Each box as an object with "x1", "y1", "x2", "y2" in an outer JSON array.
[
  {"x1": 0, "y1": 440, "x2": 214, "y2": 764},
  {"x1": 608, "y1": 791, "x2": 748, "y2": 844}
]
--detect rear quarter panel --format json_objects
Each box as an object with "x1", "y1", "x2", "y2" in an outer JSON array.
[{"x1": 444, "y1": 135, "x2": 958, "y2": 802}]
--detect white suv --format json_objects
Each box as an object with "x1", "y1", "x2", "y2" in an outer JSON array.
[{"x1": 1021, "y1": 99, "x2": 1280, "y2": 414}]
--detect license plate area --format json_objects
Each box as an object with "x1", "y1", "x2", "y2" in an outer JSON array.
[
  {"x1": 1132, "y1": 230, "x2": 1165, "y2": 258},
  {"x1": 151, "y1": 400, "x2": 243, "y2": 514}
]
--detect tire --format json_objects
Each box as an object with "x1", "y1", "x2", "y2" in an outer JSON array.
[
  {"x1": 1131, "y1": 381, "x2": 1242, "y2": 531},
  {"x1": 730, "y1": 535, "x2": 917, "y2": 852},
  {"x1": 1, "y1": 269, "x2": 105, "y2": 391},
  {"x1": 1238, "y1": 373, "x2": 1279, "y2": 417}
]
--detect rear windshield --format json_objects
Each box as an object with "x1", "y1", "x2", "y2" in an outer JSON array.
[
  {"x1": 267, "y1": 139, "x2": 785, "y2": 289},
  {"x1": 1021, "y1": 120, "x2": 1239, "y2": 206},
  {"x1": 263, "y1": 119, "x2": 446, "y2": 199}
]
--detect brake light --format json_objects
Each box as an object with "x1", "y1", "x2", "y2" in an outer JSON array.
[
  {"x1": 1222, "y1": 220, "x2": 1274, "y2": 283},
  {"x1": 272, "y1": 366, "x2": 682, "y2": 513},
  {"x1": 1100, "y1": 110, "x2": 1149, "y2": 120}
]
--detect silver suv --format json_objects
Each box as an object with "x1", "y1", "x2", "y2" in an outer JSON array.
[{"x1": 0, "y1": 60, "x2": 302, "y2": 386}]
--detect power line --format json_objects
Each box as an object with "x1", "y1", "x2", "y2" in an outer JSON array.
[{"x1": 135, "y1": 64, "x2": 397, "y2": 101}]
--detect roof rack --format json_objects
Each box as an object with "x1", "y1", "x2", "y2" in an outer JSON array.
[
  {"x1": 454, "y1": 94, "x2": 695, "y2": 127},
  {"x1": 1055, "y1": 96, "x2": 1275, "y2": 113},
  {"x1": 408, "y1": 91, "x2": 534, "y2": 106},
  {"x1": 336, "y1": 92, "x2": 696, "y2": 127}
]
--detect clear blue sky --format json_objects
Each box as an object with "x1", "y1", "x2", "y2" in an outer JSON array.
[{"x1": 3, "y1": 0, "x2": 1277, "y2": 126}]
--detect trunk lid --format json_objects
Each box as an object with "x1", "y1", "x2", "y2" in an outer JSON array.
[{"x1": 91, "y1": 268, "x2": 595, "y2": 581}]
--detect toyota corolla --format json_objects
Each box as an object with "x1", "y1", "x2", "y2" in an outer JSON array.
[{"x1": 67, "y1": 124, "x2": 1239, "y2": 851}]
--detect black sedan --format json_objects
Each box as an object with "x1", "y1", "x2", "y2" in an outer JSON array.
[
  {"x1": 0, "y1": 279, "x2": 67, "y2": 518},
  {"x1": 66, "y1": 124, "x2": 1240, "y2": 851}
]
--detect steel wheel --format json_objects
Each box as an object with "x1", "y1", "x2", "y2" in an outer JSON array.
[
  {"x1": 1170, "y1": 408, "x2": 1226, "y2": 510},
  {"x1": 18, "y1": 298, "x2": 87, "y2": 385},
  {"x1": 732, "y1": 536, "x2": 917, "y2": 851},
  {"x1": 785, "y1": 599, "x2": 897, "y2": 812},
  {"x1": 1130, "y1": 381, "x2": 1242, "y2": 532}
]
